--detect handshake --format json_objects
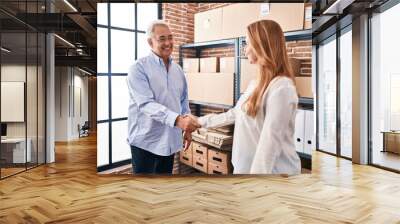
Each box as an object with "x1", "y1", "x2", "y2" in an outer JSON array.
[{"x1": 175, "y1": 114, "x2": 201, "y2": 151}]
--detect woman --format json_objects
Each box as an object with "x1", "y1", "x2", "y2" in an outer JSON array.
[{"x1": 194, "y1": 20, "x2": 301, "y2": 175}]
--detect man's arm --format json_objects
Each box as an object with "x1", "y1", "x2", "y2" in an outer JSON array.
[{"x1": 180, "y1": 75, "x2": 191, "y2": 115}]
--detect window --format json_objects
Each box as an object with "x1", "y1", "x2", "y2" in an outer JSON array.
[
  {"x1": 339, "y1": 28, "x2": 352, "y2": 159},
  {"x1": 316, "y1": 24, "x2": 353, "y2": 159},
  {"x1": 317, "y1": 36, "x2": 337, "y2": 155},
  {"x1": 96, "y1": 3, "x2": 160, "y2": 171},
  {"x1": 370, "y1": 2, "x2": 400, "y2": 171},
  {"x1": 0, "y1": 2, "x2": 46, "y2": 179}
]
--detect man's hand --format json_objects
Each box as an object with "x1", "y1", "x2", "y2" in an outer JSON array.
[
  {"x1": 183, "y1": 131, "x2": 192, "y2": 151},
  {"x1": 175, "y1": 115, "x2": 201, "y2": 133}
]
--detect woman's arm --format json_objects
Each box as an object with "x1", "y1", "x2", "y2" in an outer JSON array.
[
  {"x1": 196, "y1": 108, "x2": 236, "y2": 129},
  {"x1": 250, "y1": 85, "x2": 298, "y2": 174}
]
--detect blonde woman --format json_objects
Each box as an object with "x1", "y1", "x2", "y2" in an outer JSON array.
[{"x1": 193, "y1": 20, "x2": 301, "y2": 175}]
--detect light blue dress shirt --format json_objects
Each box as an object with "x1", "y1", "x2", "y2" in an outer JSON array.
[{"x1": 127, "y1": 51, "x2": 190, "y2": 156}]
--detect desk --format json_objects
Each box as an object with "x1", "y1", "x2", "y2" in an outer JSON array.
[
  {"x1": 1, "y1": 138, "x2": 32, "y2": 163},
  {"x1": 381, "y1": 131, "x2": 400, "y2": 154}
]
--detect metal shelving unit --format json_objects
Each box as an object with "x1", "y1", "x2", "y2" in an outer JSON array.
[{"x1": 179, "y1": 37, "x2": 241, "y2": 116}]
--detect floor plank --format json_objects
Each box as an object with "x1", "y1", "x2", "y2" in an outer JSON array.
[{"x1": 0, "y1": 134, "x2": 400, "y2": 223}]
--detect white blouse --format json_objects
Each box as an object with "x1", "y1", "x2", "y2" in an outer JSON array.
[{"x1": 198, "y1": 76, "x2": 301, "y2": 175}]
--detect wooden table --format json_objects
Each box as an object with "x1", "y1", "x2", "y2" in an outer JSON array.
[{"x1": 381, "y1": 131, "x2": 400, "y2": 154}]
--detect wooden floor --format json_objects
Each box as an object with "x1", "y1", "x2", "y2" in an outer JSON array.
[
  {"x1": 372, "y1": 150, "x2": 400, "y2": 171},
  {"x1": 1, "y1": 135, "x2": 400, "y2": 223}
]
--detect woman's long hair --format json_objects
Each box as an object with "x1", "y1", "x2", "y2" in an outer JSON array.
[{"x1": 244, "y1": 20, "x2": 295, "y2": 118}]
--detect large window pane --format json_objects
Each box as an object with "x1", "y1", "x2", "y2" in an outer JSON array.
[
  {"x1": 137, "y1": 3, "x2": 158, "y2": 31},
  {"x1": 97, "y1": 122, "x2": 109, "y2": 166},
  {"x1": 371, "y1": 4, "x2": 400, "y2": 171},
  {"x1": 340, "y1": 29, "x2": 352, "y2": 158},
  {"x1": 97, "y1": 27, "x2": 108, "y2": 73},
  {"x1": 111, "y1": 29, "x2": 135, "y2": 73},
  {"x1": 1, "y1": 32, "x2": 27, "y2": 177},
  {"x1": 111, "y1": 76, "x2": 129, "y2": 119},
  {"x1": 111, "y1": 120, "x2": 130, "y2": 163},
  {"x1": 97, "y1": 3, "x2": 108, "y2": 26},
  {"x1": 97, "y1": 76, "x2": 109, "y2": 121},
  {"x1": 137, "y1": 33, "x2": 151, "y2": 59},
  {"x1": 110, "y1": 3, "x2": 135, "y2": 29},
  {"x1": 318, "y1": 37, "x2": 337, "y2": 154}
]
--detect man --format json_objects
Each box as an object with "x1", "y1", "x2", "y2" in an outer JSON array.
[{"x1": 127, "y1": 20, "x2": 200, "y2": 174}]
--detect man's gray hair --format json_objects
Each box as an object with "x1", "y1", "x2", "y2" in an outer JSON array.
[{"x1": 147, "y1": 20, "x2": 170, "y2": 38}]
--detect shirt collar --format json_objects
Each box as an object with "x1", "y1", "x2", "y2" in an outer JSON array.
[{"x1": 149, "y1": 50, "x2": 173, "y2": 66}]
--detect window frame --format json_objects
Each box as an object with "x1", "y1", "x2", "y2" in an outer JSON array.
[{"x1": 96, "y1": 3, "x2": 162, "y2": 172}]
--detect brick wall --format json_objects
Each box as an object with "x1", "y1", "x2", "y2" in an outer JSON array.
[
  {"x1": 162, "y1": 3, "x2": 312, "y2": 174},
  {"x1": 287, "y1": 40, "x2": 312, "y2": 76},
  {"x1": 162, "y1": 3, "x2": 197, "y2": 61}
]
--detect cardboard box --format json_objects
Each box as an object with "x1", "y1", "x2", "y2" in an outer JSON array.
[
  {"x1": 220, "y1": 57, "x2": 235, "y2": 73},
  {"x1": 240, "y1": 59, "x2": 258, "y2": 93},
  {"x1": 179, "y1": 145, "x2": 193, "y2": 167},
  {"x1": 221, "y1": 3, "x2": 305, "y2": 40},
  {"x1": 208, "y1": 148, "x2": 231, "y2": 168},
  {"x1": 192, "y1": 142, "x2": 208, "y2": 159},
  {"x1": 258, "y1": 3, "x2": 305, "y2": 32},
  {"x1": 304, "y1": 3, "x2": 312, "y2": 30},
  {"x1": 194, "y1": 7, "x2": 223, "y2": 43},
  {"x1": 295, "y1": 76, "x2": 313, "y2": 98},
  {"x1": 183, "y1": 58, "x2": 199, "y2": 73},
  {"x1": 193, "y1": 155, "x2": 208, "y2": 173},
  {"x1": 200, "y1": 57, "x2": 219, "y2": 73},
  {"x1": 221, "y1": 3, "x2": 260, "y2": 39},
  {"x1": 207, "y1": 162, "x2": 232, "y2": 175},
  {"x1": 186, "y1": 73, "x2": 234, "y2": 106},
  {"x1": 289, "y1": 58, "x2": 301, "y2": 76}
]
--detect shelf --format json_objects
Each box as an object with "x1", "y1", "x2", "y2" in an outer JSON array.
[
  {"x1": 182, "y1": 29, "x2": 311, "y2": 49},
  {"x1": 239, "y1": 29, "x2": 312, "y2": 43},
  {"x1": 284, "y1": 29, "x2": 312, "y2": 41},
  {"x1": 181, "y1": 38, "x2": 236, "y2": 49},
  {"x1": 299, "y1": 97, "x2": 314, "y2": 105},
  {"x1": 189, "y1": 100, "x2": 233, "y2": 109},
  {"x1": 298, "y1": 97, "x2": 314, "y2": 110}
]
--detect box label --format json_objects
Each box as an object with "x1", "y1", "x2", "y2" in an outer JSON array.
[{"x1": 260, "y1": 3, "x2": 270, "y2": 16}]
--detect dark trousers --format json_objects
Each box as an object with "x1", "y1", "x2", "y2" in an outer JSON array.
[{"x1": 130, "y1": 146, "x2": 175, "y2": 174}]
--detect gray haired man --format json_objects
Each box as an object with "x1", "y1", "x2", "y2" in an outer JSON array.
[{"x1": 127, "y1": 20, "x2": 200, "y2": 174}]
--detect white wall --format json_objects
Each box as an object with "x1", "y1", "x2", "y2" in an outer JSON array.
[
  {"x1": 55, "y1": 66, "x2": 89, "y2": 141},
  {"x1": 1, "y1": 63, "x2": 46, "y2": 164}
]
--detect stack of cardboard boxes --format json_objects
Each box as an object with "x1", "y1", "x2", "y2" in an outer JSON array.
[
  {"x1": 184, "y1": 57, "x2": 234, "y2": 106},
  {"x1": 194, "y1": 3, "x2": 311, "y2": 43},
  {"x1": 184, "y1": 56, "x2": 305, "y2": 104},
  {"x1": 180, "y1": 126, "x2": 234, "y2": 174},
  {"x1": 191, "y1": 3, "x2": 313, "y2": 99}
]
